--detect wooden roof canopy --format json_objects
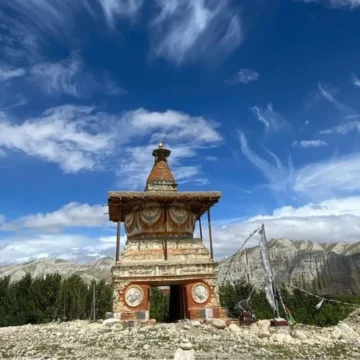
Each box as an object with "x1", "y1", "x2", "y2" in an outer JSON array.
[
  {"x1": 108, "y1": 191, "x2": 221, "y2": 222},
  {"x1": 108, "y1": 140, "x2": 221, "y2": 222}
]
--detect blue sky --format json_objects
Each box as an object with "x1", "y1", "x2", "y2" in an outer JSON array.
[{"x1": 1, "y1": 0, "x2": 360, "y2": 264}]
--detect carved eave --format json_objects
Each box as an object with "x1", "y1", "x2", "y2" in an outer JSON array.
[{"x1": 108, "y1": 191, "x2": 221, "y2": 222}]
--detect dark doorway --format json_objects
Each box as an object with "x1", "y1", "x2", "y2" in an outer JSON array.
[{"x1": 168, "y1": 285, "x2": 186, "y2": 322}]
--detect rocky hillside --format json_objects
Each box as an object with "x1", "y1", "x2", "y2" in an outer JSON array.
[
  {"x1": 2, "y1": 238, "x2": 360, "y2": 296},
  {"x1": 217, "y1": 238, "x2": 360, "y2": 296},
  {"x1": 0, "y1": 257, "x2": 114, "y2": 284}
]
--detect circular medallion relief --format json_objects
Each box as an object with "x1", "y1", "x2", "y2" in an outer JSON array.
[
  {"x1": 192, "y1": 284, "x2": 209, "y2": 304},
  {"x1": 125, "y1": 285, "x2": 144, "y2": 307}
]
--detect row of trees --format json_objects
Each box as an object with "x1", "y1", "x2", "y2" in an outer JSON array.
[
  {"x1": 1, "y1": 274, "x2": 358, "y2": 328},
  {"x1": 0, "y1": 274, "x2": 112, "y2": 327},
  {"x1": 219, "y1": 281, "x2": 360, "y2": 327}
]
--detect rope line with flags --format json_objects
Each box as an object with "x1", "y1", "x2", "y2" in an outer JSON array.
[
  {"x1": 221, "y1": 226, "x2": 263, "y2": 283},
  {"x1": 276, "y1": 276, "x2": 360, "y2": 309}
]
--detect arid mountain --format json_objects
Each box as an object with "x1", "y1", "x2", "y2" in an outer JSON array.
[
  {"x1": 0, "y1": 257, "x2": 114, "y2": 284},
  {"x1": 1, "y1": 239, "x2": 360, "y2": 296},
  {"x1": 217, "y1": 238, "x2": 360, "y2": 296}
]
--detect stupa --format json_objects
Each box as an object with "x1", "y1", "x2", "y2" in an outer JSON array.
[{"x1": 108, "y1": 141, "x2": 227, "y2": 322}]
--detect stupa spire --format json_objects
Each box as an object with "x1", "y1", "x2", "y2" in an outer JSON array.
[{"x1": 145, "y1": 140, "x2": 178, "y2": 192}]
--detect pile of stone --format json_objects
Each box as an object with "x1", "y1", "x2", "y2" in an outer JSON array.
[{"x1": 0, "y1": 315, "x2": 359, "y2": 359}]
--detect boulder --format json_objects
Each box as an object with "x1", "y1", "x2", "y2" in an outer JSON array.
[
  {"x1": 293, "y1": 330, "x2": 307, "y2": 341},
  {"x1": 228, "y1": 324, "x2": 240, "y2": 333},
  {"x1": 283, "y1": 335, "x2": 295, "y2": 345},
  {"x1": 338, "y1": 322, "x2": 359, "y2": 339},
  {"x1": 258, "y1": 329, "x2": 271, "y2": 339},
  {"x1": 180, "y1": 342, "x2": 193, "y2": 351},
  {"x1": 273, "y1": 334, "x2": 286, "y2": 343},
  {"x1": 315, "y1": 335, "x2": 329, "y2": 344},
  {"x1": 257, "y1": 320, "x2": 270, "y2": 330},
  {"x1": 249, "y1": 323, "x2": 259, "y2": 334},
  {"x1": 331, "y1": 327, "x2": 342, "y2": 340},
  {"x1": 211, "y1": 319, "x2": 226, "y2": 330},
  {"x1": 191, "y1": 321, "x2": 201, "y2": 327},
  {"x1": 103, "y1": 318, "x2": 121, "y2": 327},
  {"x1": 173, "y1": 348, "x2": 196, "y2": 360},
  {"x1": 276, "y1": 328, "x2": 290, "y2": 336}
]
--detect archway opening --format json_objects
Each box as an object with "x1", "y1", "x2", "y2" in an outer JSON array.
[{"x1": 149, "y1": 284, "x2": 187, "y2": 322}]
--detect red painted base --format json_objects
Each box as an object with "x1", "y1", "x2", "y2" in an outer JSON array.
[
  {"x1": 239, "y1": 312, "x2": 256, "y2": 326},
  {"x1": 270, "y1": 319, "x2": 289, "y2": 327}
]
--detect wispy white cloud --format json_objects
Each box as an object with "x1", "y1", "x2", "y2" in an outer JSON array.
[
  {"x1": 1, "y1": 202, "x2": 107, "y2": 232},
  {"x1": 239, "y1": 132, "x2": 360, "y2": 201},
  {"x1": 226, "y1": 69, "x2": 259, "y2": 85},
  {"x1": 28, "y1": 53, "x2": 124, "y2": 97},
  {"x1": 0, "y1": 65, "x2": 26, "y2": 82},
  {"x1": 126, "y1": 108, "x2": 221, "y2": 144},
  {"x1": 320, "y1": 120, "x2": 360, "y2": 135},
  {"x1": 318, "y1": 82, "x2": 354, "y2": 114},
  {"x1": 0, "y1": 0, "x2": 143, "y2": 37},
  {"x1": 99, "y1": 0, "x2": 144, "y2": 28},
  {"x1": 212, "y1": 195, "x2": 360, "y2": 259},
  {"x1": 150, "y1": 0, "x2": 243, "y2": 64},
  {"x1": 116, "y1": 109, "x2": 222, "y2": 188},
  {"x1": 250, "y1": 104, "x2": 289, "y2": 134},
  {"x1": 205, "y1": 156, "x2": 219, "y2": 161},
  {"x1": 292, "y1": 140, "x2": 327, "y2": 148},
  {"x1": 0, "y1": 105, "x2": 221, "y2": 187},
  {"x1": 352, "y1": 73, "x2": 360, "y2": 87},
  {"x1": 0, "y1": 105, "x2": 114, "y2": 173},
  {"x1": 300, "y1": 0, "x2": 360, "y2": 9},
  {"x1": 29, "y1": 54, "x2": 84, "y2": 97},
  {"x1": 256, "y1": 196, "x2": 360, "y2": 219},
  {"x1": 293, "y1": 153, "x2": 360, "y2": 200},
  {"x1": 1, "y1": 0, "x2": 242, "y2": 67},
  {"x1": 238, "y1": 132, "x2": 292, "y2": 193},
  {"x1": 0, "y1": 232, "x2": 125, "y2": 264}
]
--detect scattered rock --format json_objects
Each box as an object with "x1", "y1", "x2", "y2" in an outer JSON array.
[
  {"x1": 228, "y1": 324, "x2": 240, "y2": 333},
  {"x1": 258, "y1": 329, "x2": 271, "y2": 339},
  {"x1": 211, "y1": 318, "x2": 226, "y2": 330},
  {"x1": 283, "y1": 334, "x2": 295, "y2": 344},
  {"x1": 249, "y1": 323, "x2": 259, "y2": 334},
  {"x1": 191, "y1": 321, "x2": 201, "y2": 327},
  {"x1": 331, "y1": 327, "x2": 342, "y2": 340},
  {"x1": 1, "y1": 318, "x2": 360, "y2": 359},
  {"x1": 180, "y1": 341, "x2": 193, "y2": 350},
  {"x1": 294, "y1": 330, "x2": 307, "y2": 341},
  {"x1": 257, "y1": 320, "x2": 270, "y2": 330},
  {"x1": 276, "y1": 328, "x2": 290, "y2": 336},
  {"x1": 102, "y1": 318, "x2": 121, "y2": 327},
  {"x1": 173, "y1": 348, "x2": 196, "y2": 360},
  {"x1": 338, "y1": 322, "x2": 359, "y2": 339},
  {"x1": 272, "y1": 333, "x2": 286, "y2": 343}
]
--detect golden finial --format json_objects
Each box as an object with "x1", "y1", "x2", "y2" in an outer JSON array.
[{"x1": 158, "y1": 139, "x2": 163, "y2": 148}]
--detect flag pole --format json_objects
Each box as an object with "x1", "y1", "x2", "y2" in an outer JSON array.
[{"x1": 262, "y1": 224, "x2": 280, "y2": 319}]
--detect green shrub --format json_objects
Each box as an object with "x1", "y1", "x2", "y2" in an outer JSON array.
[{"x1": 219, "y1": 281, "x2": 357, "y2": 327}]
